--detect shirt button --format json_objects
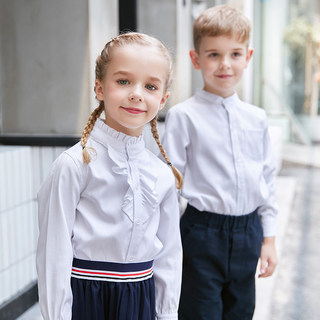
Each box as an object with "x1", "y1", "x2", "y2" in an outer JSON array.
[
  {"x1": 129, "y1": 256, "x2": 134, "y2": 261},
  {"x1": 136, "y1": 219, "x2": 141, "y2": 225}
]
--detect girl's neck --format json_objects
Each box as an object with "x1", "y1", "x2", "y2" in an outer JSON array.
[{"x1": 104, "y1": 118, "x2": 143, "y2": 137}]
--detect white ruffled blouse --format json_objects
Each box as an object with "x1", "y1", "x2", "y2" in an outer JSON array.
[{"x1": 36, "y1": 118, "x2": 182, "y2": 320}]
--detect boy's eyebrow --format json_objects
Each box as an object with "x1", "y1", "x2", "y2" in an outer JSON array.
[{"x1": 204, "y1": 47, "x2": 245, "y2": 52}]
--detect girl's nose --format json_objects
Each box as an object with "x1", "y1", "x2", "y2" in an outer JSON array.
[{"x1": 128, "y1": 86, "x2": 143, "y2": 102}]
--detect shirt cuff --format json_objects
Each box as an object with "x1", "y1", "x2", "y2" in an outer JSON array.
[{"x1": 261, "y1": 218, "x2": 277, "y2": 237}]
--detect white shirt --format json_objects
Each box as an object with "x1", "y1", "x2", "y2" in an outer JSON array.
[
  {"x1": 162, "y1": 89, "x2": 277, "y2": 237},
  {"x1": 36, "y1": 118, "x2": 182, "y2": 320}
]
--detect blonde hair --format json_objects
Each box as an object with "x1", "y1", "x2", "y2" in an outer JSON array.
[
  {"x1": 80, "y1": 32, "x2": 183, "y2": 189},
  {"x1": 193, "y1": 5, "x2": 251, "y2": 52}
]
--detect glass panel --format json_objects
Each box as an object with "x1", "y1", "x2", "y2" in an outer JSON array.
[{"x1": 257, "y1": 0, "x2": 320, "y2": 143}]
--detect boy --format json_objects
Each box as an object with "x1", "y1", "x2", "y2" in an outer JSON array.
[{"x1": 162, "y1": 5, "x2": 278, "y2": 320}]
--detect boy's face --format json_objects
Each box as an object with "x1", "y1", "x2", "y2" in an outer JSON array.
[{"x1": 190, "y1": 35, "x2": 253, "y2": 98}]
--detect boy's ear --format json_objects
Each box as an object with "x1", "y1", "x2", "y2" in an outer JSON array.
[
  {"x1": 159, "y1": 92, "x2": 170, "y2": 110},
  {"x1": 189, "y1": 50, "x2": 201, "y2": 70},
  {"x1": 245, "y1": 48, "x2": 254, "y2": 67},
  {"x1": 95, "y1": 80, "x2": 104, "y2": 100}
]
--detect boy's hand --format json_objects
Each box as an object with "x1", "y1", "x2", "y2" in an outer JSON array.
[{"x1": 258, "y1": 236, "x2": 277, "y2": 278}]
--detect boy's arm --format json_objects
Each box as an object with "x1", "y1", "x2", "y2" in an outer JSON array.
[
  {"x1": 258, "y1": 122, "x2": 278, "y2": 277},
  {"x1": 259, "y1": 236, "x2": 277, "y2": 277},
  {"x1": 162, "y1": 108, "x2": 189, "y2": 176}
]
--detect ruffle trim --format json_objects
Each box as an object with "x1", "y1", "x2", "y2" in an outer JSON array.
[{"x1": 91, "y1": 119, "x2": 159, "y2": 222}]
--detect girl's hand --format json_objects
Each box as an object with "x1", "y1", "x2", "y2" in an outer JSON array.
[{"x1": 259, "y1": 236, "x2": 277, "y2": 278}]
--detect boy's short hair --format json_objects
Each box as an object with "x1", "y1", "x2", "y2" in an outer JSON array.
[{"x1": 193, "y1": 5, "x2": 251, "y2": 52}]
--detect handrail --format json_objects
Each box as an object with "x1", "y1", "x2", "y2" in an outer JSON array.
[
  {"x1": 262, "y1": 79, "x2": 311, "y2": 145},
  {"x1": 0, "y1": 134, "x2": 80, "y2": 146}
]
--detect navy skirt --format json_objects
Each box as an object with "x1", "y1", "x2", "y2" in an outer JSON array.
[{"x1": 71, "y1": 258, "x2": 155, "y2": 320}]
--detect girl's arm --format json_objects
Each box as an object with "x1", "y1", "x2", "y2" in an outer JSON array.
[
  {"x1": 36, "y1": 152, "x2": 82, "y2": 320},
  {"x1": 153, "y1": 179, "x2": 182, "y2": 320}
]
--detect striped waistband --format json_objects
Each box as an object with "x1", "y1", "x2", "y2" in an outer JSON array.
[{"x1": 71, "y1": 258, "x2": 153, "y2": 283}]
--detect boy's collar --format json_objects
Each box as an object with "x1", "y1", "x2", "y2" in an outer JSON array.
[{"x1": 196, "y1": 88, "x2": 239, "y2": 104}]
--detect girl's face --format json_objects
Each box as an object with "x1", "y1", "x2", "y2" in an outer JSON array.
[
  {"x1": 95, "y1": 44, "x2": 170, "y2": 136},
  {"x1": 190, "y1": 35, "x2": 253, "y2": 98}
]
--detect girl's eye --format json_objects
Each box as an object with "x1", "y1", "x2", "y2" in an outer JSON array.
[
  {"x1": 145, "y1": 84, "x2": 157, "y2": 91},
  {"x1": 118, "y1": 79, "x2": 129, "y2": 85}
]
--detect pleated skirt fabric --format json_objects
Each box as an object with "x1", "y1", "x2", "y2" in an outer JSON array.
[{"x1": 71, "y1": 258, "x2": 155, "y2": 320}]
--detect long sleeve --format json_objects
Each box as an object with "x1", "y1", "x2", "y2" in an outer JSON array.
[
  {"x1": 36, "y1": 153, "x2": 83, "y2": 320},
  {"x1": 257, "y1": 126, "x2": 278, "y2": 237},
  {"x1": 162, "y1": 108, "x2": 189, "y2": 177},
  {"x1": 154, "y1": 180, "x2": 182, "y2": 320}
]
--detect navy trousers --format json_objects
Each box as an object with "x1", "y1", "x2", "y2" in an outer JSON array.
[
  {"x1": 178, "y1": 204, "x2": 263, "y2": 320},
  {"x1": 71, "y1": 259, "x2": 155, "y2": 320}
]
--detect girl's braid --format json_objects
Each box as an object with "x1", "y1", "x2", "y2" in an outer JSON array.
[
  {"x1": 81, "y1": 103, "x2": 104, "y2": 164},
  {"x1": 150, "y1": 116, "x2": 183, "y2": 189}
]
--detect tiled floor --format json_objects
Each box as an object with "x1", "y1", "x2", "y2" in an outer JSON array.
[{"x1": 16, "y1": 303, "x2": 42, "y2": 320}]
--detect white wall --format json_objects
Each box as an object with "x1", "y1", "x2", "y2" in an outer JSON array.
[{"x1": 0, "y1": 146, "x2": 66, "y2": 306}]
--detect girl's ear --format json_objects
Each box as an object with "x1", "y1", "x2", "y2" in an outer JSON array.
[
  {"x1": 95, "y1": 80, "x2": 104, "y2": 101},
  {"x1": 159, "y1": 92, "x2": 170, "y2": 110},
  {"x1": 189, "y1": 50, "x2": 201, "y2": 70}
]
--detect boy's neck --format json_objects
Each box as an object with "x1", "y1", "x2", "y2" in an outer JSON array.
[{"x1": 202, "y1": 87, "x2": 236, "y2": 99}]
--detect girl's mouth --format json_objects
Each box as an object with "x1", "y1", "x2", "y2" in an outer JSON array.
[{"x1": 121, "y1": 107, "x2": 146, "y2": 114}]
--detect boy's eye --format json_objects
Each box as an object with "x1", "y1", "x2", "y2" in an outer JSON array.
[
  {"x1": 232, "y1": 52, "x2": 241, "y2": 57},
  {"x1": 209, "y1": 53, "x2": 218, "y2": 57},
  {"x1": 118, "y1": 79, "x2": 129, "y2": 85},
  {"x1": 145, "y1": 84, "x2": 157, "y2": 91}
]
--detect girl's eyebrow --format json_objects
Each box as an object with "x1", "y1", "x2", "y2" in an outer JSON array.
[
  {"x1": 113, "y1": 70, "x2": 162, "y2": 84},
  {"x1": 113, "y1": 70, "x2": 131, "y2": 77},
  {"x1": 149, "y1": 76, "x2": 162, "y2": 84}
]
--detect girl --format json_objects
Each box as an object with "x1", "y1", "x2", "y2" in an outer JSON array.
[{"x1": 36, "y1": 32, "x2": 183, "y2": 320}]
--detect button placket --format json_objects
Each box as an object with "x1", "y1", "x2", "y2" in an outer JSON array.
[
  {"x1": 125, "y1": 149, "x2": 144, "y2": 262},
  {"x1": 225, "y1": 102, "x2": 245, "y2": 212}
]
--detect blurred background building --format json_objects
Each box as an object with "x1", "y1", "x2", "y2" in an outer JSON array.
[{"x1": 0, "y1": 0, "x2": 319, "y2": 319}]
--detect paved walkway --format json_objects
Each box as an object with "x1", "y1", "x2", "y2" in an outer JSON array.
[
  {"x1": 270, "y1": 163, "x2": 320, "y2": 320},
  {"x1": 253, "y1": 174, "x2": 296, "y2": 320},
  {"x1": 17, "y1": 143, "x2": 320, "y2": 320},
  {"x1": 255, "y1": 143, "x2": 320, "y2": 320}
]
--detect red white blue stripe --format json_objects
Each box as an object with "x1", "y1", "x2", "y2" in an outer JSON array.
[{"x1": 71, "y1": 258, "x2": 153, "y2": 282}]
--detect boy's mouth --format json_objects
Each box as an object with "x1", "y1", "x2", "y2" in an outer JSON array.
[{"x1": 217, "y1": 74, "x2": 232, "y2": 79}]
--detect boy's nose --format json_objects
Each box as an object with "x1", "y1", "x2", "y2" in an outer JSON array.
[
  {"x1": 128, "y1": 85, "x2": 143, "y2": 102},
  {"x1": 220, "y1": 57, "x2": 231, "y2": 68}
]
